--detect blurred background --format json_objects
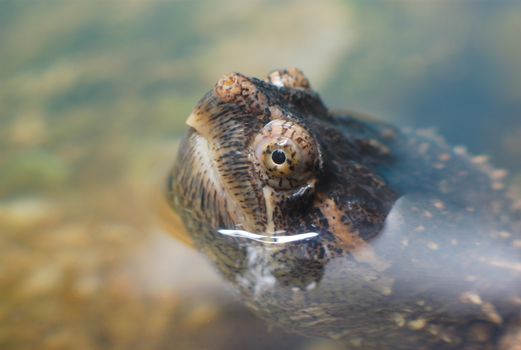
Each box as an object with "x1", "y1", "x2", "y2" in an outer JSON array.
[{"x1": 1, "y1": 1, "x2": 520, "y2": 349}]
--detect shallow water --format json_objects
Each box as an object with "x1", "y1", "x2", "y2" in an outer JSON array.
[{"x1": 1, "y1": 1, "x2": 520, "y2": 349}]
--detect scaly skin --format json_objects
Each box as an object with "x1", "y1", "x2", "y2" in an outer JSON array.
[{"x1": 167, "y1": 69, "x2": 521, "y2": 349}]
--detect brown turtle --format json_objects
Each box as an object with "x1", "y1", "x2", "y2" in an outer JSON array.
[{"x1": 166, "y1": 68, "x2": 521, "y2": 349}]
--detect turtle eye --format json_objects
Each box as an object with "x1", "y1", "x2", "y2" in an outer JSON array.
[
  {"x1": 271, "y1": 149, "x2": 286, "y2": 164},
  {"x1": 261, "y1": 138, "x2": 300, "y2": 177},
  {"x1": 253, "y1": 119, "x2": 318, "y2": 190}
]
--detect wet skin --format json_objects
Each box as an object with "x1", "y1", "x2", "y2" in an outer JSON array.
[{"x1": 167, "y1": 69, "x2": 521, "y2": 349}]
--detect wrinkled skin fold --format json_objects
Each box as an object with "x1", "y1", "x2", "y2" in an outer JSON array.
[{"x1": 167, "y1": 68, "x2": 521, "y2": 349}]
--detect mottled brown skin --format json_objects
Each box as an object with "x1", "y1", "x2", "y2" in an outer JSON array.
[{"x1": 167, "y1": 69, "x2": 521, "y2": 349}]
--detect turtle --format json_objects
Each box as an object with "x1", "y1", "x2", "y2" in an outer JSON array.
[{"x1": 165, "y1": 68, "x2": 521, "y2": 349}]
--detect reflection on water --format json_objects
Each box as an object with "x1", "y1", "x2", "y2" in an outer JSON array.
[
  {"x1": 219, "y1": 229, "x2": 319, "y2": 244},
  {"x1": 1, "y1": 0, "x2": 520, "y2": 349}
]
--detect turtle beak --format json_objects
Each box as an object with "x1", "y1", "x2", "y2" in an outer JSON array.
[
  {"x1": 186, "y1": 111, "x2": 201, "y2": 133},
  {"x1": 186, "y1": 106, "x2": 211, "y2": 140}
]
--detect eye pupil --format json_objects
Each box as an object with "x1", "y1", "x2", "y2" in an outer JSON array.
[{"x1": 271, "y1": 150, "x2": 286, "y2": 165}]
